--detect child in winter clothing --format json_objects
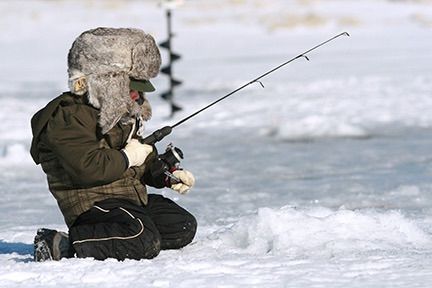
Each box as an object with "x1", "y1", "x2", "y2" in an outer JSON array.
[{"x1": 30, "y1": 27, "x2": 197, "y2": 261}]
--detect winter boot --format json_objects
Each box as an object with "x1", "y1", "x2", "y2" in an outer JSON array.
[{"x1": 34, "y1": 228, "x2": 73, "y2": 262}]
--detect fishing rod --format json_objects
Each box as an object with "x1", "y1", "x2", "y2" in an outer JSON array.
[{"x1": 142, "y1": 31, "x2": 350, "y2": 145}]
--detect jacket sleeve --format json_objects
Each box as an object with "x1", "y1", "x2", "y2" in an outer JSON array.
[{"x1": 45, "y1": 105, "x2": 128, "y2": 187}]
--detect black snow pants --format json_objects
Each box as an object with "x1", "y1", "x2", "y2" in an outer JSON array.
[{"x1": 68, "y1": 194, "x2": 197, "y2": 261}]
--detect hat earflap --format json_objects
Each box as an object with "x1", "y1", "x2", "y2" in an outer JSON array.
[{"x1": 87, "y1": 72, "x2": 130, "y2": 134}]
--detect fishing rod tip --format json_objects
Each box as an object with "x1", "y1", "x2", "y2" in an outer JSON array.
[{"x1": 343, "y1": 32, "x2": 350, "y2": 37}]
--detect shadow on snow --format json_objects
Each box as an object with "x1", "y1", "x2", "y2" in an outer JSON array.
[{"x1": 0, "y1": 240, "x2": 33, "y2": 256}]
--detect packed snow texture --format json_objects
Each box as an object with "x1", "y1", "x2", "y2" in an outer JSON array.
[{"x1": 1, "y1": 0, "x2": 432, "y2": 287}]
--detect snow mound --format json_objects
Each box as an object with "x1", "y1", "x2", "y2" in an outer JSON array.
[{"x1": 211, "y1": 206, "x2": 432, "y2": 256}]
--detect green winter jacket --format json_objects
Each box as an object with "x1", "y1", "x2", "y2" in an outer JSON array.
[{"x1": 30, "y1": 92, "x2": 156, "y2": 227}]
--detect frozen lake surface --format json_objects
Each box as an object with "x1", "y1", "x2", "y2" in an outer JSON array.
[{"x1": 1, "y1": 0, "x2": 432, "y2": 287}]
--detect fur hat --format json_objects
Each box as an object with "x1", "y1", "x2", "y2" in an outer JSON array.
[{"x1": 67, "y1": 27, "x2": 161, "y2": 134}]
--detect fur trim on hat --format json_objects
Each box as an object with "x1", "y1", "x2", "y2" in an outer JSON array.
[{"x1": 67, "y1": 27, "x2": 161, "y2": 134}]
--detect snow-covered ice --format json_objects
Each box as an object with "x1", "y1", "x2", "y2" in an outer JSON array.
[{"x1": 1, "y1": 0, "x2": 432, "y2": 287}]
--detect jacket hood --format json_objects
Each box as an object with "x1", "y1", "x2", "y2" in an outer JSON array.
[{"x1": 30, "y1": 93, "x2": 78, "y2": 164}]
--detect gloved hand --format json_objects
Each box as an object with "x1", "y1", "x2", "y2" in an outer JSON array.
[
  {"x1": 122, "y1": 139, "x2": 153, "y2": 168},
  {"x1": 170, "y1": 170, "x2": 195, "y2": 194}
]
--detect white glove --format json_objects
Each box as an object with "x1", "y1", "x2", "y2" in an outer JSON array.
[
  {"x1": 170, "y1": 170, "x2": 195, "y2": 194},
  {"x1": 122, "y1": 139, "x2": 153, "y2": 168}
]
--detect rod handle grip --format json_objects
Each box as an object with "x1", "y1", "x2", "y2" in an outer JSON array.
[{"x1": 140, "y1": 126, "x2": 173, "y2": 145}]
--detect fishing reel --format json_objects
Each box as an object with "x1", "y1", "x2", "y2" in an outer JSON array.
[
  {"x1": 145, "y1": 143, "x2": 184, "y2": 187},
  {"x1": 159, "y1": 143, "x2": 183, "y2": 171}
]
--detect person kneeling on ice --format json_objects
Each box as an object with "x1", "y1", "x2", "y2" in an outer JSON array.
[{"x1": 30, "y1": 27, "x2": 197, "y2": 261}]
